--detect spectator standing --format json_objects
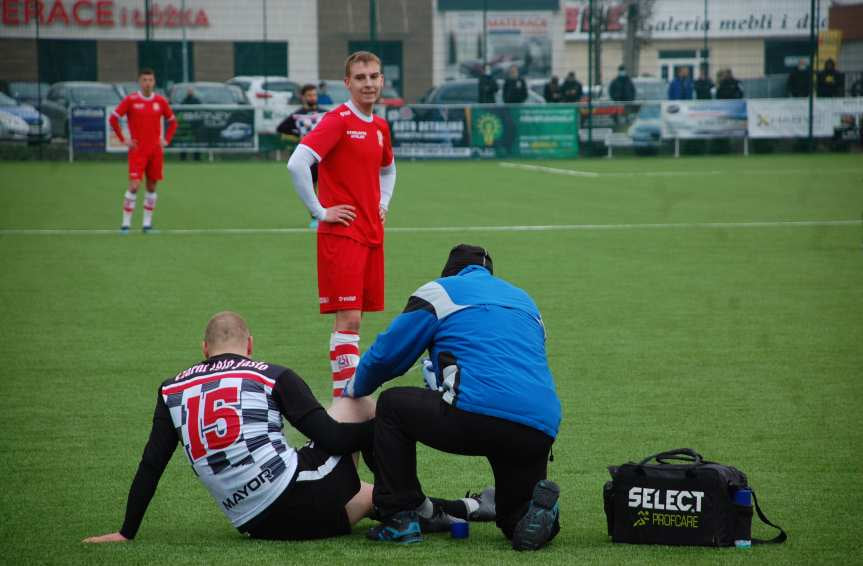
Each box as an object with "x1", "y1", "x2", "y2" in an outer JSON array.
[
  {"x1": 543, "y1": 76, "x2": 562, "y2": 103},
  {"x1": 502, "y1": 66, "x2": 528, "y2": 104},
  {"x1": 817, "y1": 59, "x2": 844, "y2": 98},
  {"x1": 179, "y1": 87, "x2": 202, "y2": 162},
  {"x1": 478, "y1": 64, "x2": 498, "y2": 104},
  {"x1": 693, "y1": 67, "x2": 714, "y2": 100},
  {"x1": 560, "y1": 72, "x2": 583, "y2": 103},
  {"x1": 668, "y1": 67, "x2": 694, "y2": 100},
  {"x1": 317, "y1": 81, "x2": 334, "y2": 105},
  {"x1": 786, "y1": 58, "x2": 812, "y2": 98},
  {"x1": 716, "y1": 68, "x2": 744, "y2": 99},
  {"x1": 609, "y1": 65, "x2": 636, "y2": 102}
]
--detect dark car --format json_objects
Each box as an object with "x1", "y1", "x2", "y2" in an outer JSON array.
[
  {"x1": 0, "y1": 81, "x2": 51, "y2": 106},
  {"x1": 42, "y1": 81, "x2": 123, "y2": 138},
  {"x1": 168, "y1": 82, "x2": 250, "y2": 105},
  {"x1": 114, "y1": 81, "x2": 166, "y2": 98},
  {"x1": 420, "y1": 79, "x2": 546, "y2": 104}
]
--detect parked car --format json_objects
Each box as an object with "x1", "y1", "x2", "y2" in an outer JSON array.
[
  {"x1": 113, "y1": 81, "x2": 166, "y2": 98},
  {"x1": 316, "y1": 79, "x2": 352, "y2": 106},
  {"x1": 41, "y1": 81, "x2": 123, "y2": 138},
  {"x1": 0, "y1": 91, "x2": 51, "y2": 142},
  {"x1": 378, "y1": 85, "x2": 404, "y2": 107},
  {"x1": 226, "y1": 76, "x2": 299, "y2": 107},
  {"x1": 419, "y1": 79, "x2": 546, "y2": 104},
  {"x1": 168, "y1": 82, "x2": 250, "y2": 105},
  {"x1": 220, "y1": 122, "x2": 253, "y2": 141},
  {"x1": 0, "y1": 108, "x2": 30, "y2": 141},
  {"x1": 0, "y1": 80, "x2": 50, "y2": 106},
  {"x1": 627, "y1": 103, "x2": 662, "y2": 153}
]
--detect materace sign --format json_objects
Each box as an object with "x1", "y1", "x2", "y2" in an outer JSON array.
[{"x1": 565, "y1": 0, "x2": 829, "y2": 41}]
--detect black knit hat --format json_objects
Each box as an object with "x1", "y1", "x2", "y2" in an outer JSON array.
[{"x1": 441, "y1": 244, "x2": 493, "y2": 277}]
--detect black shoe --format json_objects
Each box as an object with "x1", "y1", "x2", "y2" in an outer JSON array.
[
  {"x1": 418, "y1": 504, "x2": 454, "y2": 533},
  {"x1": 465, "y1": 486, "x2": 496, "y2": 522},
  {"x1": 366, "y1": 510, "x2": 423, "y2": 544},
  {"x1": 512, "y1": 480, "x2": 560, "y2": 551}
]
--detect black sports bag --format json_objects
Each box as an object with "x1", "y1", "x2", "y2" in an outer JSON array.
[{"x1": 603, "y1": 448, "x2": 787, "y2": 547}]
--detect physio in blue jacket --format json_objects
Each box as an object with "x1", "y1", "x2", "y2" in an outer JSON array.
[{"x1": 344, "y1": 244, "x2": 562, "y2": 550}]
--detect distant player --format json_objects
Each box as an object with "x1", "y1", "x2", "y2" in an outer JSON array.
[
  {"x1": 277, "y1": 83, "x2": 327, "y2": 229},
  {"x1": 109, "y1": 68, "x2": 177, "y2": 233},
  {"x1": 287, "y1": 52, "x2": 396, "y2": 403}
]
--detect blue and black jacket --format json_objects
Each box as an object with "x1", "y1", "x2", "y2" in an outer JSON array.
[{"x1": 349, "y1": 265, "x2": 561, "y2": 439}]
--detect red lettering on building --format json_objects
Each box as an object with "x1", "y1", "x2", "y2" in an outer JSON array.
[
  {"x1": 46, "y1": 0, "x2": 70, "y2": 25},
  {"x1": 95, "y1": 0, "x2": 111, "y2": 26},
  {"x1": 71, "y1": 0, "x2": 92, "y2": 26}
]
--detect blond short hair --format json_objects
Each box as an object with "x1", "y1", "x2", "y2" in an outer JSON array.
[
  {"x1": 204, "y1": 311, "x2": 250, "y2": 350},
  {"x1": 345, "y1": 51, "x2": 382, "y2": 78}
]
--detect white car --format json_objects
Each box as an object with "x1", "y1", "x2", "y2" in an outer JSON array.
[
  {"x1": 226, "y1": 76, "x2": 300, "y2": 108},
  {"x1": 220, "y1": 122, "x2": 253, "y2": 141},
  {"x1": 0, "y1": 108, "x2": 30, "y2": 141}
]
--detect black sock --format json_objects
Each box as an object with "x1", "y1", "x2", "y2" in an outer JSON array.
[{"x1": 430, "y1": 497, "x2": 469, "y2": 520}]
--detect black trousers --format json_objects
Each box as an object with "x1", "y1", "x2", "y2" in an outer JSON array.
[{"x1": 373, "y1": 386, "x2": 555, "y2": 538}]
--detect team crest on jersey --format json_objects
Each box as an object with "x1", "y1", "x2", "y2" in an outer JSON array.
[
  {"x1": 377, "y1": 130, "x2": 383, "y2": 146},
  {"x1": 153, "y1": 102, "x2": 161, "y2": 111}
]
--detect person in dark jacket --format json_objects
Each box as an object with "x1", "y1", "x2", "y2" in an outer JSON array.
[
  {"x1": 343, "y1": 244, "x2": 562, "y2": 551},
  {"x1": 817, "y1": 59, "x2": 844, "y2": 98},
  {"x1": 715, "y1": 68, "x2": 744, "y2": 99},
  {"x1": 478, "y1": 64, "x2": 498, "y2": 103},
  {"x1": 693, "y1": 66, "x2": 714, "y2": 100},
  {"x1": 786, "y1": 58, "x2": 811, "y2": 98},
  {"x1": 543, "y1": 76, "x2": 562, "y2": 103},
  {"x1": 668, "y1": 66, "x2": 694, "y2": 100},
  {"x1": 561, "y1": 71, "x2": 583, "y2": 102},
  {"x1": 502, "y1": 66, "x2": 528, "y2": 103},
  {"x1": 609, "y1": 65, "x2": 636, "y2": 101}
]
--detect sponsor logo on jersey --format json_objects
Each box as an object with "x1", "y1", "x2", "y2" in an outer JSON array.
[
  {"x1": 347, "y1": 130, "x2": 367, "y2": 140},
  {"x1": 222, "y1": 468, "x2": 275, "y2": 510},
  {"x1": 339, "y1": 110, "x2": 351, "y2": 117},
  {"x1": 133, "y1": 103, "x2": 145, "y2": 110},
  {"x1": 319, "y1": 297, "x2": 330, "y2": 304},
  {"x1": 377, "y1": 130, "x2": 383, "y2": 146}
]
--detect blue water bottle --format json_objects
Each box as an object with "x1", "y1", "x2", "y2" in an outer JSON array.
[{"x1": 733, "y1": 488, "x2": 753, "y2": 549}]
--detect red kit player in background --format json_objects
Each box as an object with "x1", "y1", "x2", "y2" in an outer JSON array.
[
  {"x1": 287, "y1": 52, "x2": 396, "y2": 414},
  {"x1": 109, "y1": 68, "x2": 177, "y2": 233}
]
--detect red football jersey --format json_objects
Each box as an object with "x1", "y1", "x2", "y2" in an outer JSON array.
[
  {"x1": 301, "y1": 103, "x2": 394, "y2": 247},
  {"x1": 111, "y1": 92, "x2": 176, "y2": 148}
]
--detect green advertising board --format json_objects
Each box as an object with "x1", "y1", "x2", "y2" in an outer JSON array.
[
  {"x1": 170, "y1": 105, "x2": 258, "y2": 151},
  {"x1": 469, "y1": 105, "x2": 579, "y2": 158}
]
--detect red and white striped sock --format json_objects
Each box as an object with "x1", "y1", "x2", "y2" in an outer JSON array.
[
  {"x1": 142, "y1": 192, "x2": 158, "y2": 228},
  {"x1": 330, "y1": 331, "x2": 360, "y2": 398},
  {"x1": 121, "y1": 190, "x2": 136, "y2": 228}
]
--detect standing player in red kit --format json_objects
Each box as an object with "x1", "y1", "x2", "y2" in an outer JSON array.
[
  {"x1": 109, "y1": 68, "x2": 177, "y2": 233},
  {"x1": 287, "y1": 52, "x2": 396, "y2": 408}
]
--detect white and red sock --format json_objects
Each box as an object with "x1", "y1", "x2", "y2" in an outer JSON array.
[
  {"x1": 142, "y1": 191, "x2": 158, "y2": 228},
  {"x1": 330, "y1": 331, "x2": 360, "y2": 398},
  {"x1": 121, "y1": 190, "x2": 136, "y2": 228}
]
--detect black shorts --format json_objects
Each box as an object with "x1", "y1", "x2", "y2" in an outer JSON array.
[{"x1": 239, "y1": 443, "x2": 361, "y2": 540}]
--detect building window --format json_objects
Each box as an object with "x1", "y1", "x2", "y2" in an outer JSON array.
[
  {"x1": 138, "y1": 42, "x2": 194, "y2": 87},
  {"x1": 38, "y1": 40, "x2": 97, "y2": 84},
  {"x1": 234, "y1": 42, "x2": 289, "y2": 77},
  {"x1": 659, "y1": 50, "x2": 698, "y2": 60}
]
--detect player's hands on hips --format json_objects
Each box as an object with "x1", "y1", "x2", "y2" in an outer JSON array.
[
  {"x1": 159, "y1": 137, "x2": 167, "y2": 148},
  {"x1": 123, "y1": 139, "x2": 137, "y2": 150},
  {"x1": 323, "y1": 204, "x2": 357, "y2": 226},
  {"x1": 379, "y1": 206, "x2": 387, "y2": 224},
  {"x1": 82, "y1": 532, "x2": 129, "y2": 543}
]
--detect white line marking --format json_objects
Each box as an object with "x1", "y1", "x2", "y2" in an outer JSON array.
[
  {"x1": 499, "y1": 162, "x2": 599, "y2": 177},
  {"x1": 499, "y1": 162, "x2": 863, "y2": 178},
  {"x1": 0, "y1": 220, "x2": 859, "y2": 237}
]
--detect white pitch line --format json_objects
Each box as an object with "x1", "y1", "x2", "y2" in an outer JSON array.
[
  {"x1": 499, "y1": 162, "x2": 600, "y2": 177},
  {"x1": 0, "y1": 220, "x2": 860, "y2": 237},
  {"x1": 499, "y1": 162, "x2": 863, "y2": 178}
]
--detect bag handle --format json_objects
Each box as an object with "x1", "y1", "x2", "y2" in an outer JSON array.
[
  {"x1": 751, "y1": 490, "x2": 788, "y2": 544},
  {"x1": 638, "y1": 448, "x2": 704, "y2": 466}
]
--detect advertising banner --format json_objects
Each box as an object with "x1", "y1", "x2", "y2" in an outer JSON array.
[
  {"x1": 747, "y1": 98, "x2": 863, "y2": 138},
  {"x1": 69, "y1": 106, "x2": 107, "y2": 153},
  {"x1": 386, "y1": 106, "x2": 471, "y2": 158},
  {"x1": 469, "y1": 105, "x2": 579, "y2": 158},
  {"x1": 166, "y1": 105, "x2": 257, "y2": 151},
  {"x1": 661, "y1": 100, "x2": 747, "y2": 139}
]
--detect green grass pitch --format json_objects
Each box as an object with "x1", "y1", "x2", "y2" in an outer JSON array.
[{"x1": 1, "y1": 154, "x2": 861, "y2": 565}]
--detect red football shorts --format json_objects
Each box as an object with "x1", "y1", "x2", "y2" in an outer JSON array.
[
  {"x1": 317, "y1": 234, "x2": 384, "y2": 314},
  {"x1": 128, "y1": 146, "x2": 164, "y2": 181}
]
